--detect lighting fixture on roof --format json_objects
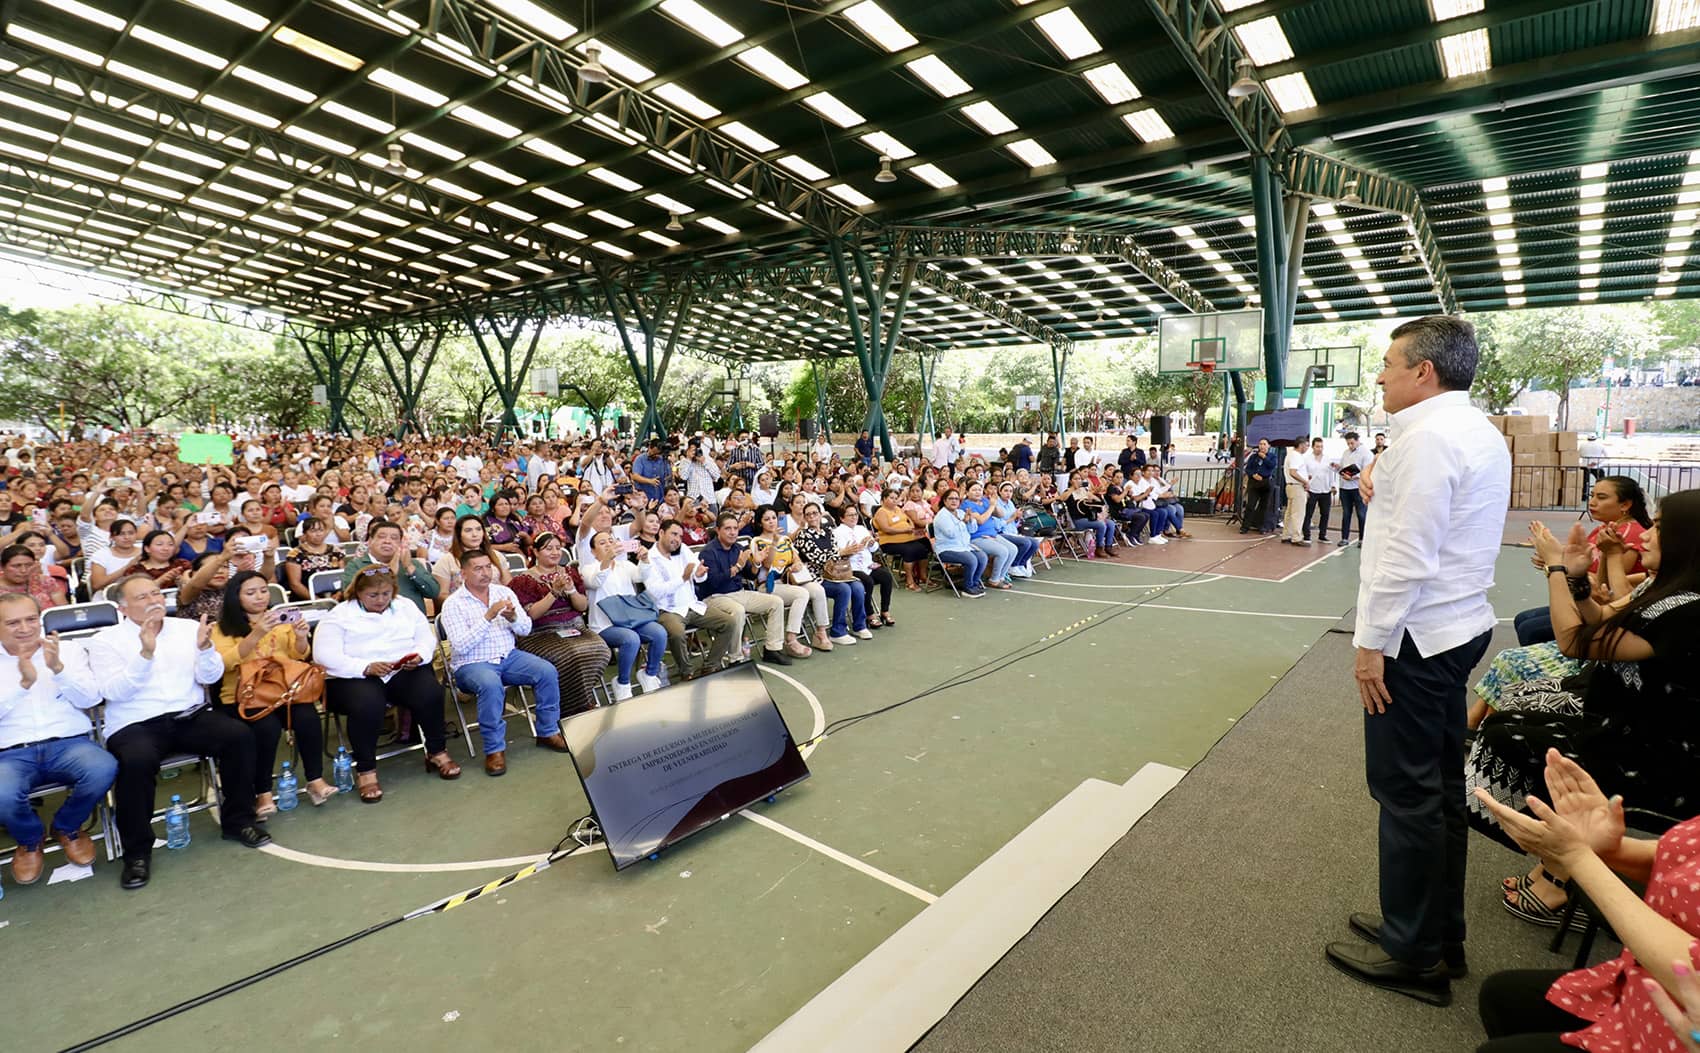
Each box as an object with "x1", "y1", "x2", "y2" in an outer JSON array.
[
  {"x1": 876, "y1": 156, "x2": 896, "y2": 183},
  {"x1": 1342, "y1": 178, "x2": 1362, "y2": 204},
  {"x1": 384, "y1": 142, "x2": 407, "y2": 175},
  {"x1": 1228, "y1": 59, "x2": 1260, "y2": 98},
  {"x1": 1660, "y1": 267, "x2": 1678, "y2": 282},
  {"x1": 1060, "y1": 227, "x2": 1080, "y2": 253},
  {"x1": 579, "y1": 44, "x2": 611, "y2": 85},
  {"x1": 666, "y1": 212, "x2": 684, "y2": 232},
  {"x1": 276, "y1": 190, "x2": 297, "y2": 214},
  {"x1": 1399, "y1": 243, "x2": 1417, "y2": 264}
]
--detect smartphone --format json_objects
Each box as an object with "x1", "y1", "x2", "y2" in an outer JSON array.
[
  {"x1": 195, "y1": 509, "x2": 220, "y2": 526},
  {"x1": 621, "y1": 538, "x2": 641, "y2": 554},
  {"x1": 278, "y1": 610, "x2": 303, "y2": 624},
  {"x1": 613, "y1": 483, "x2": 633, "y2": 496},
  {"x1": 395, "y1": 652, "x2": 421, "y2": 667},
  {"x1": 31, "y1": 507, "x2": 47, "y2": 525}
]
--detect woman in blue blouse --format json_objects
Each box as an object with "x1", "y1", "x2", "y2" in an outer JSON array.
[
  {"x1": 931, "y1": 489, "x2": 988, "y2": 597},
  {"x1": 992, "y1": 482, "x2": 1040, "y2": 578},
  {"x1": 959, "y1": 482, "x2": 1017, "y2": 589}
]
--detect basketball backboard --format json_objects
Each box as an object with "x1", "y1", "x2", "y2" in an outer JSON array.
[
  {"x1": 1287, "y1": 346, "x2": 1363, "y2": 388},
  {"x1": 1158, "y1": 309, "x2": 1263, "y2": 374}
]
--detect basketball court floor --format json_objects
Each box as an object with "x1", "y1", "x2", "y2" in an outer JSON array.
[{"x1": 0, "y1": 527, "x2": 1549, "y2": 1053}]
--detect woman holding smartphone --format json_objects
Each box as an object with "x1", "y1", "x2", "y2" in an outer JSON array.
[
  {"x1": 314, "y1": 565, "x2": 461, "y2": 802},
  {"x1": 209, "y1": 571, "x2": 334, "y2": 815}
]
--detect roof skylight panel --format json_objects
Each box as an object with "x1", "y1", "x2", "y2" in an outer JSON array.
[
  {"x1": 961, "y1": 101, "x2": 1018, "y2": 135},
  {"x1": 1264, "y1": 73, "x2": 1316, "y2": 113},
  {"x1": 1124, "y1": 109, "x2": 1175, "y2": 142},
  {"x1": 285, "y1": 125, "x2": 355, "y2": 156},
  {"x1": 698, "y1": 216, "x2": 739, "y2": 235},
  {"x1": 487, "y1": 0, "x2": 575, "y2": 39},
  {"x1": 1083, "y1": 64, "x2": 1140, "y2": 104},
  {"x1": 130, "y1": 25, "x2": 225, "y2": 69},
  {"x1": 653, "y1": 84, "x2": 721, "y2": 120},
  {"x1": 720, "y1": 122, "x2": 780, "y2": 153},
  {"x1": 1234, "y1": 17, "x2": 1294, "y2": 66},
  {"x1": 1651, "y1": 0, "x2": 1700, "y2": 32},
  {"x1": 777, "y1": 155, "x2": 830, "y2": 181},
  {"x1": 1034, "y1": 9, "x2": 1102, "y2": 60},
  {"x1": 659, "y1": 0, "x2": 744, "y2": 47},
  {"x1": 1438, "y1": 29, "x2": 1491, "y2": 77},
  {"x1": 828, "y1": 184, "x2": 875, "y2": 207},
  {"x1": 737, "y1": 48, "x2": 809, "y2": 90},
  {"x1": 273, "y1": 27, "x2": 361, "y2": 70},
  {"x1": 589, "y1": 168, "x2": 644, "y2": 192},
  {"x1": 905, "y1": 55, "x2": 972, "y2": 98},
  {"x1": 321, "y1": 101, "x2": 393, "y2": 135},
  {"x1": 452, "y1": 106, "x2": 524, "y2": 140},
  {"x1": 843, "y1": 2, "x2": 917, "y2": 50},
  {"x1": 1008, "y1": 139, "x2": 1056, "y2": 167},
  {"x1": 369, "y1": 70, "x2": 450, "y2": 109},
  {"x1": 804, "y1": 93, "x2": 865, "y2": 129},
  {"x1": 400, "y1": 132, "x2": 464, "y2": 161}
]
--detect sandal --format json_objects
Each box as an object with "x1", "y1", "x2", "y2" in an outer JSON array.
[
  {"x1": 881, "y1": 613, "x2": 896, "y2": 627},
  {"x1": 306, "y1": 782, "x2": 338, "y2": 807},
  {"x1": 1501, "y1": 866, "x2": 1566, "y2": 895},
  {"x1": 424, "y1": 752, "x2": 462, "y2": 780},
  {"x1": 254, "y1": 793, "x2": 277, "y2": 820},
  {"x1": 355, "y1": 770, "x2": 383, "y2": 804},
  {"x1": 1502, "y1": 872, "x2": 1569, "y2": 928}
]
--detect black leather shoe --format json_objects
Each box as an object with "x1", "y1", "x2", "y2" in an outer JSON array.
[
  {"x1": 1348, "y1": 913, "x2": 1468, "y2": 978},
  {"x1": 1325, "y1": 940, "x2": 1451, "y2": 1005},
  {"x1": 119, "y1": 858, "x2": 150, "y2": 890},
  {"x1": 222, "y1": 824, "x2": 273, "y2": 849},
  {"x1": 761, "y1": 648, "x2": 792, "y2": 666}
]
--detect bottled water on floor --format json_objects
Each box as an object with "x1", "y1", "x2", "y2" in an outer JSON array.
[
  {"x1": 333, "y1": 748, "x2": 354, "y2": 794},
  {"x1": 276, "y1": 762, "x2": 298, "y2": 812},
  {"x1": 165, "y1": 795, "x2": 190, "y2": 850}
]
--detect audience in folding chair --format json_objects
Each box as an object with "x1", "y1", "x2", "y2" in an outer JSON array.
[
  {"x1": 835, "y1": 504, "x2": 897, "y2": 626},
  {"x1": 89, "y1": 574, "x2": 271, "y2": 891},
  {"x1": 0, "y1": 593, "x2": 115, "y2": 886},
  {"x1": 0, "y1": 542, "x2": 68, "y2": 609},
  {"x1": 440, "y1": 552, "x2": 565, "y2": 777},
  {"x1": 931, "y1": 490, "x2": 988, "y2": 597},
  {"x1": 208, "y1": 571, "x2": 335, "y2": 815},
  {"x1": 508, "y1": 533, "x2": 612, "y2": 713},
  {"x1": 582, "y1": 529, "x2": 672, "y2": 699},
  {"x1": 315, "y1": 566, "x2": 460, "y2": 803},
  {"x1": 343, "y1": 520, "x2": 441, "y2": 614},
  {"x1": 1061, "y1": 471, "x2": 1119, "y2": 557},
  {"x1": 279, "y1": 516, "x2": 345, "y2": 600},
  {"x1": 872, "y1": 488, "x2": 932, "y2": 593},
  {"x1": 644, "y1": 520, "x2": 745, "y2": 679}
]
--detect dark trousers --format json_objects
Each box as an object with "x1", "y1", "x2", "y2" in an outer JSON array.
[
  {"x1": 1302, "y1": 492, "x2": 1332, "y2": 539},
  {"x1": 221, "y1": 702, "x2": 324, "y2": 793},
  {"x1": 1364, "y1": 629, "x2": 1492, "y2": 965},
  {"x1": 1513, "y1": 607, "x2": 1555, "y2": 647},
  {"x1": 853, "y1": 566, "x2": 894, "y2": 615},
  {"x1": 1476, "y1": 969, "x2": 1583, "y2": 1052},
  {"x1": 1338, "y1": 488, "x2": 1366, "y2": 541},
  {"x1": 106, "y1": 709, "x2": 258, "y2": 861},
  {"x1": 327, "y1": 667, "x2": 449, "y2": 773},
  {"x1": 1242, "y1": 483, "x2": 1271, "y2": 531}
]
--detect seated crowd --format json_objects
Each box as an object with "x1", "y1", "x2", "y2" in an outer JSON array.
[{"x1": 0, "y1": 424, "x2": 1186, "y2": 893}]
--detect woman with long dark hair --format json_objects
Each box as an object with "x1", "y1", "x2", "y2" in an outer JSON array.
[
  {"x1": 1469, "y1": 490, "x2": 1700, "y2": 926},
  {"x1": 432, "y1": 513, "x2": 510, "y2": 597},
  {"x1": 209, "y1": 570, "x2": 333, "y2": 815},
  {"x1": 1512, "y1": 475, "x2": 1654, "y2": 646}
]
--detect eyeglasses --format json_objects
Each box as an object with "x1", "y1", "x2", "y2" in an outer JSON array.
[{"x1": 355, "y1": 565, "x2": 395, "y2": 578}]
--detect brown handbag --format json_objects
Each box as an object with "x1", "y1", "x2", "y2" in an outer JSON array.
[
  {"x1": 237, "y1": 656, "x2": 326, "y2": 724},
  {"x1": 823, "y1": 557, "x2": 855, "y2": 582}
]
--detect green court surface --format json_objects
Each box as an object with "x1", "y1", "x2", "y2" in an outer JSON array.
[{"x1": 0, "y1": 541, "x2": 1548, "y2": 1053}]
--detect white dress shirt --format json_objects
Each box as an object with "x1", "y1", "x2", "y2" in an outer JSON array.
[
  {"x1": 312, "y1": 599, "x2": 437, "y2": 682},
  {"x1": 1354, "y1": 390, "x2": 1510, "y2": 658},
  {"x1": 834, "y1": 523, "x2": 877, "y2": 573},
  {"x1": 87, "y1": 617, "x2": 226, "y2": 737},
  {"x1": 441, "y1": 582, "x2": 531, "y2": 671},
  {"x1": 0, "y1": 639, "x2": 101, "y2": 748},
  {"x1": 1299, "y1": 452, "x2": 1335, "y2": 494},
  {"x1": 642, "y1": 546, "x2": 707, "y2": 618},
  {"x1": 1334, "y1": 446, "x2": 1374, "y2": 490},
  {"x1": 581, "y1": 558, "x2": 644, "y2": 632}
]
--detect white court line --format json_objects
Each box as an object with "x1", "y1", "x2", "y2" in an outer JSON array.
[
  {"x1": 756, "y1": 665, "x2": 827, "y2": 760},
  {"x1": 1030, "y1": 573, "x2": 1223, "y2": 590},
  {"x1": 259, "y1": 843, "x2": 555, "y2": 873},
  {"x1": 739, "y1": 808, "x2": 938, "y2": 904},
  {"x1": 1016, "y1": 589, "x2": 1342, "y2": 620},
  {"x1": 1273, "y1": 540, "x2": 1355, "y2": 583}
]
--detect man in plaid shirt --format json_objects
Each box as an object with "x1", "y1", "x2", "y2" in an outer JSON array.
[
  {"x1": 726, "y1": 430, "x2": 764, "y2": 486},
  {"x1": 440, "y1": 551, "x2": 564, "y2": 777}
]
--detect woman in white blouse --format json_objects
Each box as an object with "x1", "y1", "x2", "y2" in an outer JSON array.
[
  {"x1": 834, "y1": 503, "x2": 895, "y2": 627},
  {"x1": 580, "y1": 530, "x2": 670, "y2": 701},
  {"x1": 751, "y1": 468, "x2": 778, "y2": 509},
  {"x1": 314, "y1": 565, "x2": 461, "y2": 802}
]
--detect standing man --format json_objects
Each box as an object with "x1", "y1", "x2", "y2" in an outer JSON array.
[
  {"x1": 1577, "y1": 432, "x2": 1608, "y2": 488},
  {"x1": 1299, "y1": 437, "x2": 1335, "y2": 544},
  {"x1": 929, "y1": 430, "x2": 953, "y2": 469},
  {"x1": 727, "y1": 430, "x2": 763, "y2": 487},
  {"x1": 1325, "y1": 317, "x2": 1509, "y2": 1007},
  {"x1": 1240, "y1": 438, "x2": 1277, "y2": 535},
  {"x1": 1010, "y1": 436, "x2": 1033, "y2": 472},
  {"x1": 1036, "y1": 435, "x2": 1061, "y2": 485},
  {"x1": 1280, "y1": 436, "x2": 1309, "y2": 544},
  {"x1": 631, "y1": 438, "x2": 671, "y2": 504},
  {"x1": 1333, "y1": 432, "x2": 1373, "y2": 546},
  {"x1": 853, "y1": 430, "x2": 875, "y2": 468}
]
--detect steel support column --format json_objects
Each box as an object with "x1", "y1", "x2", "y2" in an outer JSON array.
[
  {"x1": 601, "y1": 279, "x2": 693, "y2": 443},
  {"x1": 373, "y1": 328, "x2": 444, "y2": 439},
  {"x1": 297, "y1": 330, "x2": 371, "y2": 437},
  {"x1": 809, "y1": 360, "x2": 832, "y2": 443},
  {"x1": 1251, "y1": 155, "x2": 1290, "y2": 411},
  {"x1": 918, "y1": 352, "x2": 938, "y2": 445},
  {"x1": 1048, "y1": 340, "x2": 1071, "y2": 439},
  {"x1": 462, "y1": 312, "x2": 544, "y2": 439},
  {"x1": 726, "y1": 366, "x2": 745, "y2": 432},
  {"x1": 829, "y1": 239, "x2": 917, "y2": 461}
]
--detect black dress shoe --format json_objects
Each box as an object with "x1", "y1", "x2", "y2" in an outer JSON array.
[
  {"x1": 221, "y1": 825, "x2": 273, "y2": 849},
  {"x1": 1348, "y1": 913, "x2": 1468, "y2": 978},
  {"x1": 120, "y1": 858, "x2": 150, "y2": 890},
  {"x1": 761, "y1": 648, "x2": 792, "y2": 666},
  {"x1": 1324, "y1": 940, "x2": 1451, "y2": 1006}
]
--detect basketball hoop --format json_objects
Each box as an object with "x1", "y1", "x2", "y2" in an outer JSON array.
[{"x1": 1187, "y1": 360, "x2": 1216, "y2": 376}]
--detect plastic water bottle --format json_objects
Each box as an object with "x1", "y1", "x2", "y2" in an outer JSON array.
[
  {"x1": 276, "y1": 762, "x2": 299, "y2": 812},
  {"x1": 333, "y1": 748, "x2": 354, "y2": 794},
  {"x1": 165, "y1": 795, "x2": 190, "y2": 850}
]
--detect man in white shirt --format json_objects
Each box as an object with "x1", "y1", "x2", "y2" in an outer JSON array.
[
  {"x1": 90, "y1": 575, "x2": 270, "y2": 890},
  {"x1": 1327, "y1": 316, "x2": 1508, "y2": 1007},
  {"x1": 1332, "y1": 431, "x2": 1374, "y2": 546},
  {"x1": 644, "y1": 520, "x2": 744, "y2": 676},
  {"x1": 1280, "y1": 435, "x2": 1310, "y2": 544},
  {"x1": 811, "y1": 433, "x2": 833, "y2": 466},
  {"x1": 929, "y1": 430, "x2": 953, "y2": 468},
  {"x1": 0, "y1": 594, "x2": 115, "y2": 885},
  {"x1": 441, "y1": 551, "x2": 563, "y2": 777},
  {"x1": 451, "y1": 447, "x2": 484, "y2": 485},
  {"x1": 1298, "y1": 437, "x2": 1336, "y2": 544}
]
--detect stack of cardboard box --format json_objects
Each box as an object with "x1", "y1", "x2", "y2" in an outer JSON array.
[{"x1": 1484, "y1": 415, "x2": 1583, "y2": 509}]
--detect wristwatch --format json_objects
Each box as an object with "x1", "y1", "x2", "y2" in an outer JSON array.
[{"x1": 1546, "y1": 565, "x2": 1569, "y2": 576}]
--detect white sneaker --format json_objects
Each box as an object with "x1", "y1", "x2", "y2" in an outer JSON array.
[
  {"x1": 1011, "y1": 564, "x2": 1032, "y2": 578},
  {"x1": 612, "y1": 681, "x2": 633, "y2": 701},
  {"x1": 636, "y1": 672, "x2": 663, "y2": 693},
  {"x1": 830, "y1": 634, "x2": 857, "y2": 645},
  {"x1": 1148, "y1": 535, "x2": 1168, "y2": 545},
  {"x1": 855, "y1": 628, "x2": 874, "y2": 640}
]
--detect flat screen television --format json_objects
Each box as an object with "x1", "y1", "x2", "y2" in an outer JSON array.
[
  {"x1": 1245, "y1": 407, "x2": 1314, "y2": 447},
  {"x1": 559, "y1": 663, "x2": 810, "y2": 870}
]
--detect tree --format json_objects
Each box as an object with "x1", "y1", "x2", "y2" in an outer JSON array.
[
  {"x1": 1474, "y1": 306, "x2": 1659, "y2": 427},
  {"x1": 544, "y1": 332, "x2": 639, "y2": 435}
]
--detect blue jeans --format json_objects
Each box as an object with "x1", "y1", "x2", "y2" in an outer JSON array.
[
  {"x1": 937, "y1": 547, "x2": 987, "y2": 592},
  {"x1": 599, "y1": 621, "x2": 668, "y2": 683},
  {"x1": 972, "y1": 534, "x2": 1017, "y2": 583},
  {"x1": 0, "y1": 735, "x2": 117, "y2": 848},
  {"x1": 1513, "y1": 607, "x2": 1554, "y2": 647},
  {"x1": 454, "y1": 649, "x2": 563, "y2": 754},
  {"x1": 1338, "y1": 488, "x2": 1366, "y2": 540},
  {"x1": 1073, "y1": 517, "x2": 1115, "y2": 550},
  {"x1": 1003, "y1": 531, "x2": 1039, "y2": 567},
  {"x1": 821, "y1": 578, "x2": 867, "y2": 636}
]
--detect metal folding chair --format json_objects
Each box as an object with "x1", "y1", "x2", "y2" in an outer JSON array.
[
  {"x1": 43, "y1": 601, "x2": 120, "y2": 637},
  {"x1": 503, "y1": 551, "x2": 527, "y2": 575},
  {"x1": 925, "y1": 524, "x2": 965, "y2": 598},
  {"x1": 307, "y1": 569, "x2": 344, "y2": 599}
]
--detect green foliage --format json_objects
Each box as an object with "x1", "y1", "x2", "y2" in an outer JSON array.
[{"x1": 1473, "y1": 305, "x2": 1660, "y2": 427}]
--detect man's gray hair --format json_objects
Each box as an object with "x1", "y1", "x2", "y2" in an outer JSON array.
[{"x1": 1388, "y1": 315, "x2": 1478, "y2": 391}]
